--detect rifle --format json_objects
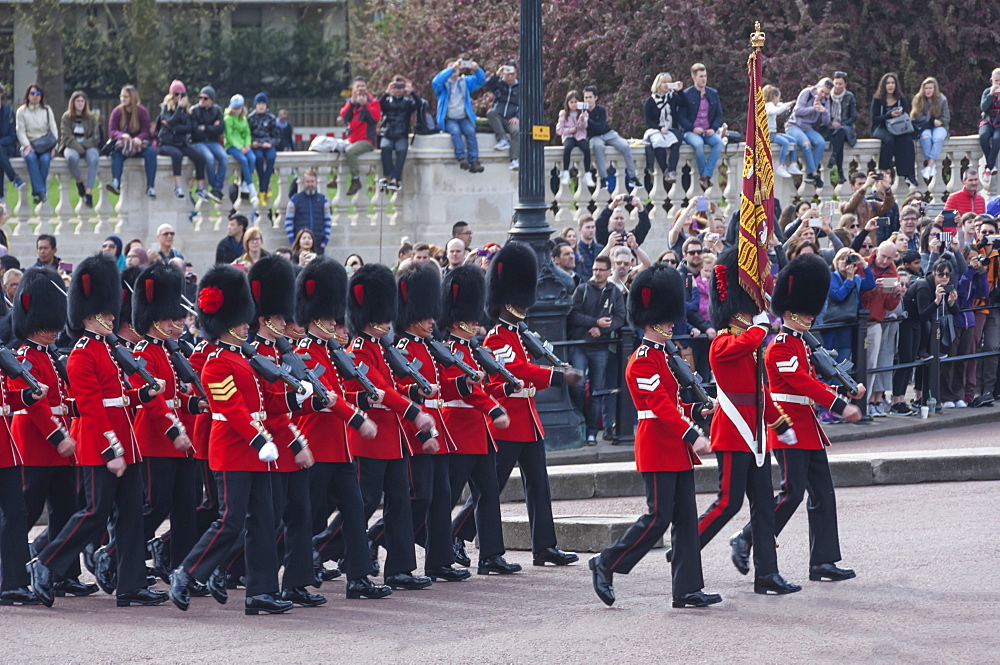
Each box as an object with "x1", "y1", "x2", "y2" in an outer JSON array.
[
  {"x1": 164, "y1": 338, "x2": 207, "y2": 400},
  {"x1": 516, "y1": 322, "x2": 563, "y2": 367},
  {"x1": 427, "y1": 338, "x2": 479, "y2": 381},
  {"x1": 327, "y1": 339, "x2": 380, "y2": 402},
  {"x1": 663, "y1": 339, "x2": 712, "y2": 405},
  {"x1": 0, "y1": 346, "x2": 44, "y2": 396},
  {"x1": 275, "y1": 337, "x2": 330, "y2": 407},
  {"x1": 380, "y1": 337, "x2": 433, "y2": 396},
  {"x1": 49, "y1": 346, "x2": 71, "y2": 388},
  {"x1": 468, "y1": 337, "x2": 521, "y2": 392},
  {"x1": 803, "y1": 331, "x2": 861, "y2": 396},
  {"x1": 106, "y1": 333, "x2": 160, "y2": 392},
  {"x1": 239, "y1": 342, "x2": 306, "y2": 394}
]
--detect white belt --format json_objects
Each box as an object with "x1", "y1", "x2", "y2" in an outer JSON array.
[
  {"x1": 212, "y1": 411, "x2": 267, "y2": 422},
  {"x1": 12, "y1": 406, "x2": 67, "y2": 416},
  {"x1": 442, "y1": 400, "x2": 473, "y2": 409},
  {"x1": 637, "y1": 409, "x2": 656, "y2": 420},
  {"x1": 368, "y1": 402, "x2": 391, "y2": 410},
  {"x1": 102, "y1": 397, "x2": 130, "y2": 408},
  {"x1": 423, "y1": 398, "x2": 445, "y2": 409},
  {"x1": 508, "y1": 387, "x2": 537, "y2": 398},
  {"x1": 165, "y1": 398, "x2": 182, "y2": 409},
  {"x1": 771, "y1": 393, "x2": 814, "y2": 406}
]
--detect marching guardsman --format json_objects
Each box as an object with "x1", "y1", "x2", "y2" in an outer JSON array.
[
  {"x1": 344, "y1": 263, "x2": 437, "y2": 591},
  {"x1": 439, "y1": 265, "x2": 521, "y2": 576},
  {"x1": 694, "y1": 247, "x2": 801, "y2": 594},
  {"x1": 129, "y1": 263, "x2": 200, "y2": 583},
  {"x1": 736, "y1": 254, "x2": 862, "y2": 583},
  {"x1": 452, "y1": 241, "x2": 581, "y2": 567},
  {"x1": 10, "y1": 268, "x2": 97, "y2": 599},
  {"x1": 28, "y1": 253, "x2": 169, "y2": 608},
  {"x1": 589, "y1": 263, "x2": 722, "y2": 609},
  {"x1": 294, "y1": 257, "x2": 391, "y2": 600},
  {"x1": 168, "y1": 264, "x2": 293, "y2": 616}
]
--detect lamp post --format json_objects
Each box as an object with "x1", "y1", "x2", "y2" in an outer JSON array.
[{"x1": 507, "y1": 0, "x2": 584, "y2": 449}]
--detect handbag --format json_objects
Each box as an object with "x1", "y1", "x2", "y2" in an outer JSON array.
[
  {"x1": 823, "y1": 293, "x2": 859, "y2": 327},
  {"x1": 885, "y1": 113, "x2": 914, "y2": 136},
  {"x1": 29, "y1": 131, "x2": 57, "y2": 154}
]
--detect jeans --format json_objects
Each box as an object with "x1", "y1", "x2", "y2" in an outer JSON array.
[
  {"x1": 111, "y1": 145, "x2": 158, "y2": 188},
  {"x1": 191, "y1": 141, "x2": 228, "y2": 191},
  {"x1": 569, "y1": 344, "x2": 614, "y2": 436},
  {"x1": 24, "y1": 149, "x2": 52, "y2": 196},
  {"x1": 562, "y1": 138, "x2": 591, "y2": 171},
  {"x1": 591, "y1": 130, "x2": 636, "y2": 180},
  {"x1": 380, "y1": 136, "x2": 409, "y2": 181},
  {"x1": 252, "y1": 146, "x2": 276, "y2": 192},
  {"x1": 771, "y1": 133, "x2": 798, "y2": 163},
  {"x1": 63, "y1": 147, "x2": 100, "y2": 190},
  {"x1": 682, "y1": 131, "x2": 723, "y2": 178},
  {"x1": 227, "y1": 147, "x2": 256, "y2": 183},
  {"x1": 979, "y1": 124, "x2": 1000, "y2": 170},
  {"x1": 785, "y1": 126, "x2": 826, "y2": 174},
  {"x1": 918, "y1": 126, "x2": 948, "y2": 162},
  {"x1": 0, "y1": 144, "x2": 19, "y2": 193},
  {"x1": 444, "y1": 117, "x2": 479, "y2": 162},
  {"x1": 344, "y1": 140, "x2": 374, "y2": 177},
  {"x1": 486, "y1": 108, "x2": 520, "y2": 161}
]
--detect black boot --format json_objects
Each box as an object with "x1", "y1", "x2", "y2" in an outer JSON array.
[
  {"x1": 426, "y1": 565, "x2": 472, "y2": 582},
  {"x1": 346, "y1": 577, "x2": 392, "y2": 599},
  {"x1": 280, "y1": 587, "x2": 327, "y2": 607},
  {"x1": 117, "y1": 588, "x2": 168, "y2": 607},
  {"x1": 672, "y1": 590, "x2": 723, "y2": 608},
  {"x1": 384, "y1": 573, "x2": 432, "y2": 590},
  {"x1": 532, "y1": 547, "x2": 579, "y2": 566},
  {"x1": 368, "y1": 539, "x2": 381, "y2": 575},
  {"x1": 52, "y1": 577, "x2": 99, "y2": 597},
  {"x1": 207, "y1": 567, "x2": 229, "y2": 605},
  {"x1": 729, "y1": 531, "x2": 751, "y2": 575},
  {"x1": 809, "y1": 563, "x2": 856, "y2": 582},
  {"x1": 26, "y1": 558, "x2": 54, "y2": 607},
  {"x1": 245, "y1": 594, "x2": 294, "y2": 615},
  {"x1": 168, "y1": 568, "x2": 192, "y2": 611},
  {"x1": 589, "y1": 555, "x2": 615, "y2": 606},
  {"x1": 477, "y1": 555, "x2": 521, "y2": 575},
  {"x1": 0, "y1": 587, "x2": 41, "y2": 606},
  {"x1": 453, "y1": 538, "x2": 471, "y2": 568},
  {"x1": 754, "y1": 572, "x2": 802, "y2": 595},
  {"x1": 94, "y1": 546, "x2": 116, "y2": 594},
  {"x1": 189, "y1": 580, "x2": 211, "y2": 597},
  {"x1": 147, "y1": 537, "x2": 170, "y2": 584}
]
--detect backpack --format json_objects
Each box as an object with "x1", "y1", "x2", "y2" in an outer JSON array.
[{"x1": 413, "y1": 97, "x2": 438, "y2": 136}]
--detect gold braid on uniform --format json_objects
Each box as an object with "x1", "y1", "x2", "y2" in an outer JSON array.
[
  {"x1": 458, "y1": 322, "x2": 477, "y2": 335},
  {"x1": 263, "y1": 317, "x2": 284, "y2": 338},
  {"x1": 372, "y1": 323, "x2": 390, "y2": 334},
  {"x1": 228, "y1": 327, "x2": 248, "y2": 342},
  {"x1": 652, "y1": 324, "x2": 672, "y2": 339},
  {"x1": 505, "y1": 304, "x2": 526, "y2": 320},
  {"x1": 95, "y1": 313, "x2": 114, "y2": 332}
]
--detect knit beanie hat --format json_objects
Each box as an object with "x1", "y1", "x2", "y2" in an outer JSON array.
[
  {"x1": 254, "y1": 92, "x2": 269, "y2": 107},
  {"x1": 169, "y1": 79, "x2": 186, "y2": 95},
  {"x1": 199, "y1": 86, "x2": 216, "y2": 102},
  {"x1": 229, "y1": 94, "x2": 244, "y2": 109}
]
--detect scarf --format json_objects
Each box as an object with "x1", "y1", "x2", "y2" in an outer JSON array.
[
  {"x1": 829, "y1": 89, "x2": 846, "y2": 124},
  {"x1": 651, "y1": 93, "x2": 673, "y2": 129}
]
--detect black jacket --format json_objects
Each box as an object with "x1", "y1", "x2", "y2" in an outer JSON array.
[
  {"x1": 595, "y1": 205, "x2": 651, "y2": 247},
  {"x1": 586, "y1": 104, "x2": 612, "y2": 137},
  {"x1": 248, "y1": 110, "x2": 280, "y2": 145},
  {"x1": 568, "y1": 280, "x2": 626, "y2": 341},
  {"x1": 155, "y1": 104, "x2": 193, "y2": 147},
  {"x1": 484, "y1": 75, "x2": 519, "y2": 119},
  {"x1": 379, "y1": 92, "x2": 420, "y2": 140},
  {"x1": 643, "y1": 94, "x2": 683, "y2": 139},
  {"x1": 190, "y1": 104, "x2": 224, "y2": 143}
]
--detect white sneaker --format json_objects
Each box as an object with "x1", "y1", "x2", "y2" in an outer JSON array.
[
  {"x1": 495, "y1": 138, "x2": 510, "y2": 151},
  {"x1": 942, "y1": 401, "x2": 956, "y2": 409},
  {"x1": 955, "y1": 399, "x2": 968, "y2": 408},
  {"x1": 509, "y1": 159, "x2": 519, "y2": 170},
  {"x1": 239, "y1": 181, "x2": 250, "y2": 195},
  {"x1": 248, "y1": 182, "x2": 258, "y2": 198},
  {"x1": 982, "y1": 169, "x2": 993, "y2": 186},
  {"x1": 786, "y1": 164, "x2": 804, "y2": 175},
  {"x1": 584, "y1": 172, "x2": 595, "y2": 187},
  {"x1": 560, "y1": 170, "x2": 570, "y2": 185},
  {"x1": 775, "y1": 164, "x2": 792, "y2": 178},
  {"x1": 920, "y1": 165, "x2": 931, "y2": 180},
  {"x1": 931, "y1": 164, "x2": 938, "y2": 178}
]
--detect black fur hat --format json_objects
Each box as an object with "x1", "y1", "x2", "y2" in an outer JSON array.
[
  {"x1": 628, "y1": 263, "x2": 686, "y2": 329},
  {"x1": 247, "y1": 255, "x2": 295, "y2": 331},
  {"x1": 439, "y1": 264, "x2": 486, "y2": 330},
  {"x1": 67, "y1": 253, "x2": 121, "y2": 335},
  {"x1": 709, "y1": 247, "x2": 762, "y2": 330},
  {"x1": 771, "y1": 253, "x2": 830, "y2": 318},
  {"x1": 486, "y1": 241, "x2": 537, "y2": 318},
  {"x1": 295, "y1": 256, "x2": 347, "y2": 328},
  {"x1": 12, "y1": 267, "x2": 66, "y2": 340},
  {"x1": 347, "y1": 263, "x2": 397, "y2": 336},
  {"x1": 196, "y1": 264, "x2": 255, "y2": 342},
  {"x1": 132, "y1": 262, "x2": 185, "y2": 335},
  {"x1": 396, "y1": 264, "x2": 441, "y2": 332},
  {"x1": 117, "y1": 265, "x2": 141, "y2": 334}
]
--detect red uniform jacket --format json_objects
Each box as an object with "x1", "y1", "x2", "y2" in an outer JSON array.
[
  {"x1": 626, "y1": 338, "x2": 702, "y2": 472},
  {"x1": 392, "y1": 333, "x2": 465, "y2": 455},
  {"x1": 765, "y1": 328, "x2": 848, "y2": 451},
  {"x1": 0, "y1": 379, "x2": 35, "y2": 468},
  {"x1": 10, "y1": 342, "x2": 73, "y2": 467},
  {"x1": 132, "y1": 338, "x2": 191, "y2": 459},
  {"x1": 344, "y1": 333, "x2": 421, "y2": 460},
  {"x1": 440, "y1": 336, "x2": 506, "y2": 455},
  {"x1": 294, "y1": 334, "x2": 368, "y2": 464},
  {"x1": 708, "y1": 325, "x2": 790, "y2": 454},
  {"x1": 189, "y1": 339, "x2": 216, "y2": 461},
  {"x1": 66, "y1": 331, "x2": 149, "y2": 467},
  {"x1": 252, "y1": 338, "x2": 310, "y2": 473},
  {"x1": 483, "y1": 321, "x2": 562, "y2": 443}
]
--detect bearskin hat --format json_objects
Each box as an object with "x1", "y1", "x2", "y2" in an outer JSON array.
[
  {"x1": 67, "y1": 253, "x2": 121, "y2": 335},
  {"x1": 295, "y1": 256, "x2": 348, "y2": 328},
  {"x1": 628, "y1": 263, "x2": 686, "y2": 329},
  {"x1": 770, "y1": 253, "x2": 830, "y2": 318},
  {"x1": 196, "y1": 264, "x2": 255, "y2": 342},
  {"x1": 12, "y1": 267, "x2": 66, "y2": 340},
  {"x1": 396, "y1": 264, "x2": 441, "y2": 333},
  {"x1": 439, "y1": 264, "x2": 486, "y2": 330},
  {"x1": 132, "y1": 262, "x2": 185, "y2": 335},
  {"x1": 247, "y1": 255, "x2": 295, "y2": 331},
  {"x1": 347, "y1": 263, "x2": 397, "y2": 336},
  {"x1": 486, "y1": 242, "x2": 537, "y2": 318},
  {"x1": 709, "y1": 247, "x2": 762, "y2": 330}
]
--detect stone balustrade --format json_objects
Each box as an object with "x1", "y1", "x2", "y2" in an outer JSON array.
[{"x1": 2, "y1": 134, "x2": 989, "y2": 274}]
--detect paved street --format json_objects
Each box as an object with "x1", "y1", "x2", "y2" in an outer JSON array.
[{"x1": 2, "y1": 481, "x2": 997, "y2": 664}]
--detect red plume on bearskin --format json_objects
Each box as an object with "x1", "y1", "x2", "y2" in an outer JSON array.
[
  {"x1": 709, "y1": 247, "x2": 760, "y2": 330},
  {"x1": 199, "y1": 287, "x2": 224, "y2": 314},
  {"x1": 714, "y1": 264, "x2": 728, "y2": 302}
]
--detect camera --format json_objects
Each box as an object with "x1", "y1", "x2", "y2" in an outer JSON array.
[
  {"x1": 185, "y1": 272, "x2": 197, "y2": 284},
  {"x1": 846, "y1": 253, "x2": 860, "y2": 264},
  {"x1": 476, "y1": 249, "x2": 489, "y2": 257},
  {"x1": 872, "y1": 173, "x2": 883, "y2": 181},
  {"x1": 460, "y1": 59, "x2": 473, "y2": 69},
  {"x1": 943, "y1": 284, "x2": 956, "y2": 294},
  {"x1": 391, "y1": 82, "x2": 405, "y2": 90}
]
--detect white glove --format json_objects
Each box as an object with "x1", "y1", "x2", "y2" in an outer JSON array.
[
  {"x1": 258, "y1": 441, "x2": 279, "y2": 462},
  {"x1": 294, "y1": 382, "x2": 315, "y2": 406},
  {"x1": 752, "y1": 311, "x2": 770, "y2": 326},
  {"x1": 777, "y1": 428, "x2": 798, "y2": 445}
]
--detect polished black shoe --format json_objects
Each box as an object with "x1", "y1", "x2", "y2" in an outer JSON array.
[
  {"x1": 117, "y1": 588, "x2": 168, "y2": 607},
  {"x1": 245, "y1": 594, "x2": 294, "y2": 615},
  {"x1": 0, "y1": 587, "x2": 41, "y2": 606},
  {"x1": 477, "y1": 555, "x2": 522, "y2": 575},
  {"x1": 589, "y1": 555, "x2": 615, "y2": 606},
  {"x1": 384, "y1": 573, "x2": 433, "y2": 590},
  {"x1": 82, "y1": 543, "x2": 97, "y2": 576},
  {"x1": 532, "y1": 547, "x2": 579, "y2": 567},
  {"x1": 320, "y1": 566, "x2": 342, "y2": 582},
  {"x1": 346, "y1": 577, "x2": 392, "y2": 599},
  {"x1": 754, "y1": 573, "x2": 802, "y2": 595},
  {"x1": 94, "y1": 546, "x2": 116, "y2": 594},
  {"x1": 168, "y1": 568, "x2": 192, "y2": 611},
  {"x1": 453, "y1": 538, "x2": 472, "y2": 568},
  {"x1": 809, "y1": 563, "x2": 856, "y2": 582},
  {"x1": 147, "y1": 537, "x2": 170, "y2": 584},
  {"x1": 53, "y1": 577, "x2": 99, "y2": 597},
  {"x1": 729, "y1": 531, "x2": 751, "y2": 575},
  {"x1": 427, "y1": 566, "x2": 472, "y2": 582},
  {"x1": 189, "y1": 580, "x2": 210, "y2": 597},
  {"x1": 665, "y1": 548, "x2": 673, "y2": 563},
  {"x1": 207, "y1": 567, "x2": 229, "y2": 605},
  {"x1": 672, "y1": 590, "x2": 723, "y2": 608},
  {"x1": 281, "y1": 587, "x2": 327, "y2": 607},
  {"x1": 369, "y1": 540, "x2": 381, "y2": 575},
  {"x1": 26, "y1": 558, "x2": 54, "y2": 607}
]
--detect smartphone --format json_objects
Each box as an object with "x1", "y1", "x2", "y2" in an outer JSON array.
[
  {"x1": 460, "y1": 59, "x2": 473, "y2": 69},
  {"x1": 809, "y1": 217, "x2": 823, "y2": 228},
  {"x1": 882, "y1": 276, "x2": 898, "y2": 292},
  {"x1": 826, "y1": 201, "x2": 838, "y2": 217},
  {"x1": 670, "y1": 81, "x2": 684, "y2": 91},
  {"x1": 476, "y1": 249, "x2": 489, "y2": 257},
  {"x1": 59, "y1": 262, "x2": 73, "y2": 273},
  {"x1": 619, "y1": 232, "x2": 628, "y2": 244},
  {"x1": 577, "y1": 102, "x2": 589, "y2": 111},
  {"x1": 810, "y1": 202, "x2": 818, "y2": 210},
  {"x1": 941, "y1": 209, "x2": 957, "y2": 233},
  {"x1": 988, "y1": 235, "x2": 1000, "y2": 244},
  {"x1": 696, "y1": 196, "x2": 708, "y2": 212},
  {"x1": 872, "y1": 173, "x2": 883, "y2": 182},
  {"x1": 876, "y1": 217, "x2": 890, "y2": 230}
]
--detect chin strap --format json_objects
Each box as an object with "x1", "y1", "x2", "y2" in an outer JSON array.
[
  {"x1": 263, "y1": 317, "x2": 285, "y2": 338},
  {"x1": 371, "y1": 323, "x2": 390, "y2": 334},
  {"x1": 95, "y1": 313, "x2": 114, "y2": 332},
  {"x1": 458, "y1": 322, "x2": 477, "y2": 335},
  {"x1": 504, "y1": 304, "x2": 526, "y2": 320},
  {"x1": 789, "y1": 313, "x2": 812, "y2": 329},
  {"x1": 152, "y1": 321, "x2": 173, "y2": 338},
  {"x1": 228, "y1": 327, "x2": 248, "y2": 342},
  {"x1": 652, "y1": 324, "x2": 673, "y2": 339}
]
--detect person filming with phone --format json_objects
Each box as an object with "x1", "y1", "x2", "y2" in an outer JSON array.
[{"x1": 595, "y1": 194, "x2": 651, "y2": 250}]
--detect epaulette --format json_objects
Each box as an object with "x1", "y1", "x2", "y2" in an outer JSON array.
[
  {"x1": 774, "y1": 333, "x2": 787, "y2": 344},
  {"x1": 73, "y1": 337, "x2": 90, "y2": 350}
]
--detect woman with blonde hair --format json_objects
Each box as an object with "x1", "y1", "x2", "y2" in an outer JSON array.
[
  {"x1": 107, "y1": 85, "x2": 158, "y2": 198},
  {"x1": 911, "y1": 76, "x2": 950, "y2": 180},
  {"x1": 642, "y1": 72, "x2": 683, "y2": 185},
  {"x1": 59, "y1": 90, "x2": 100, "y2": 207},
  {"x1": 232, "y1": 226, "x2": 266, "y2": 270}
]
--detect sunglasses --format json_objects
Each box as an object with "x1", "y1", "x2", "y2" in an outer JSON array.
[
  {"x1": 28, "y1": 91, "x2": 41, "y2": 96},
  {"x1": 686, "y1": 249, "x2": 703, "y2": 255},
  {"x1": 614, "y1": 261, "x2": 631, "y2": 266},
  {"x1": 665, "y1": 259, "x2": 678, "y2": 265},
  {"x1": 849, "y1": 223, "x2": 860, "y2": 229},
  {"x1": 862, "y1": 244, "x2": 873, "y2": 249},
  {"x1": 937, "y1": 271, "x2": 952, "y2": 277}
]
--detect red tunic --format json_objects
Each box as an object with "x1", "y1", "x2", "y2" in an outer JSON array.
[
  {"x1": 0, "y1": 380, "x2": 34, "y2": 468},
  {"x1": 440, "y1": 336, "x2": 506, "y2": 455},
  {"x1": 626, "y1": 339, "x2": 702, "y2": 473},
  {"x1": 132, "y1": 338, "x2": 188, "y2": 459},
  {"x1": 10, "y1": 342, "x2": 74, "y2": 467},
  {"x1": 251, "y1": 338, "x2": 307, "y2": 473},
  {"x1": 392, "y1": 333, "x2": 465, "y2": 455},
  {"x1": 189, "y1": 340, "x2": 216, "y2": 461}
]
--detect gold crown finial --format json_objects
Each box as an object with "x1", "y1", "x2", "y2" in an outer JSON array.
[{"x1": 751, "y1": 21, "x2": 766, "y2": 49}]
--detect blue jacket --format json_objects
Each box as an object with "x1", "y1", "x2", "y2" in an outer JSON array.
[
  {"x1": 0, "y1": 104, "x2": 16, "y2": 153},
  {"x1": 677, "y1": 86, "x2": 723, "y2": 133},
  {"x1": 432, "y1": 67, "x2": 486, "y2": 128}
]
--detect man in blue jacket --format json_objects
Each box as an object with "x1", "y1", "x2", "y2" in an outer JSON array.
[
  {"x1": 433, "y1": 59, "x2": 486, "y2": 173},
  {"x1": 677, "y1": 63, "x2": 724, "y2": 191},
  {"x1": 485, "y1": 64, "x2": 520, "y2": 170},
  {"x1": 284, "y1": 169, "x2": 331, "y2": 252},
  {"x1": 0, "y1": 85, "x2": 26, "y2": 199}
]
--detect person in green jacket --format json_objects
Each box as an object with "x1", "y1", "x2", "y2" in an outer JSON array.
[{"x1": 225, "y1": 94, "x2": 257, "y2": 198}]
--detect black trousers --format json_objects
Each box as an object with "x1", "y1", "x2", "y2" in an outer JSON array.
[
  {"x1": 142, "y1": 457, "x2": 198, "y2": 570},
  {"x1": 22, "y1": 465, "x2": 82, "y2": 579},
  {"x1": 357, "y1": 456, "x2": 416, "y2": 577},
  {"x1": 453, "y1": 439, "x2": 557, "y2": 554},
  {"x1": 894, "y1": 319, "x2": 923, "y2": 397},
  {"x1": 697, "y1": 451, "x2": 778, "y2": 576},
  {"x1": 449, "y1": 450, "x2": 505, "y2": 559},
  {"x1": 742, "y1": 447, "x2": 842, "y2": 567},
  {"x1": 873, "y1": 127, "x2": 915, "y2": 178},
  {"x1": 158, "y1": 143, "x2": 206, "y2": 179},
  {"x1": 827, "y1": 127, "x2": 849, "y2": 175},
  {"x1": 0, "y1": 466, "x2": 31, "y2": 591},
  {"x1": 181, "y1": 470, "x2": 278, "y2": 597},
  {"x1": 600, "y1": 470, "x2": 704, "y2": 595},
  {"x1": 271, "y1": 469, "x2": 314, "y2": 590},
  {"x1": 310, "y1": 461, "x2": 376, "y2": 580},
  {"x1": 195, "y1": 459, "x2": 220, "y2": 537},
  {"x1": 38, "y1": 464, "x2": 147, "y2": 594}
]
